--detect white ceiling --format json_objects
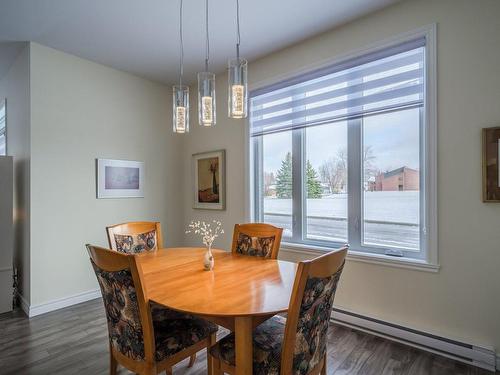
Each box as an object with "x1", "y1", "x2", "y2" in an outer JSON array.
[{"x1": 0, "y1": 0, "x2": 398, "y2": 84}]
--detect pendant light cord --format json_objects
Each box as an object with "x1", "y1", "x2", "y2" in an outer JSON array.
[
  {"x1": 236, "y1": 0, "x2": 241, "y2": 60},
  {"x1": 179, "y1": 0, "x2": 184, "y2": 86},
  {"x1": 205, "y1": 0, "x2": 210, "y2": 72}
]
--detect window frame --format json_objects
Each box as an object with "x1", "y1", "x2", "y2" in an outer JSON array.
[
  {"x1": 247, "y1": 25, "x2": 438, "y2": 270},
  {"x1": 0, "y1": 98, "x2": 6, "y2": 156}
]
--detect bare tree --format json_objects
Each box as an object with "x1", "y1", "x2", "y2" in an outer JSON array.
[
  {"x1": 319, "y1": 146, "x2": 377, "y2": 193},
  {"x1": 363, "y1": 145, "x2": 378, "y2": 183},
  {"x1": 263, "y1": 171, "x2": 276, "y2": 197},
  {"x1": 319, "y1": 160, "x2": 339, "y2": 193},
  {"x1": 319, "y1": 149, "x2": 347, "y2": 194}
]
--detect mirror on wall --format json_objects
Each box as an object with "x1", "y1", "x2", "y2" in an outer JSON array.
[{"x1": 0, "y1": 99, "x2": 5, "y2": 155}]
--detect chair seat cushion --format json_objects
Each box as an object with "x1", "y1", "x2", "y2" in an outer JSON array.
[
  {"x1": 209, "y1": 315, "x2": 286, "y2": 375},
  {"x1": 151, "y1": 302, "x2": 218, "y2": 362}
]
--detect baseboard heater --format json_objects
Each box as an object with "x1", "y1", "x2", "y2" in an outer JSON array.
[{"x1": 331, "y1": 308, "x2": 497, "y2": 372}]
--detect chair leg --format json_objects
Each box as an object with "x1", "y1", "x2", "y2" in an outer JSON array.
[
  {"x1": 320, "y1": 355, "x2": 327, "y2": 375},
  {"x1": 188, "y1": 353, "x2": 196, "y2": 367},
  {"x1": 109, "y1": 346, "x2": 117, "y2": 375},
  {"x1": 207, "y1": 333, "x2": 217, "y2": 375},
  {"x1": 165, "y1": 367, "x2": 173, "y2": 375},
  {"x1": 212, "y1": 357, "x2": 223, "y2": 375}
]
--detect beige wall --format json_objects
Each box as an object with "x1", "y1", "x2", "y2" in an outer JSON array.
[
  {"x1": 0, "y1": 44, "x2": 31, "y2": 304},
  {"x1": 29, "y1": 43, "x2": 184, "y2": 306},
  {"x1": 182, "y1": 0, "x2": 500, "y2": 350}
]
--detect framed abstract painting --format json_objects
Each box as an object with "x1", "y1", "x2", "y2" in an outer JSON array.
[
  {"x1": 96, "y1": 158, "x2": 144, "y2": 198},
  {"x1": 482, "y1": 127, "x2": 500, "y2": 202},
  {"x1": 192, "y1": 150, "x2": 225, "y2": 210}
]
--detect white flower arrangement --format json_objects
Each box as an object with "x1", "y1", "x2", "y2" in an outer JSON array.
[{"x1": 185, "y1": 220, "x2": 224, "y2": 248}]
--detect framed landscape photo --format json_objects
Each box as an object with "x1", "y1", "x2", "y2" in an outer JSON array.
[
  {"x1": 192, "y1": 150, "x2": 225, "y2": 210},
  {"x1": 96, "y1": 158, "x2": 144, "y2": 199},
  {"x1": 482, "y1": 127, "x2": 500, "y2": 202}
]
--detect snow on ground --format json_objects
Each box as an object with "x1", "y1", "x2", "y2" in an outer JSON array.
[
  {"x1": 263, "y1": 191, "x2": 420, "y2": 250},
  {"x1": 264, "y1": 191, "x2": 419, "y2": 224}
]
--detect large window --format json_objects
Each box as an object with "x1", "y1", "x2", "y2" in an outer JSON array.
[{"x1": 250, "y1": 33, "x2": 436, "y2": 264}]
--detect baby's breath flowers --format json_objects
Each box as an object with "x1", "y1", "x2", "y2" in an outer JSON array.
[{"x1": 185, "y1": 220, "x2": 224, "y2": 248}]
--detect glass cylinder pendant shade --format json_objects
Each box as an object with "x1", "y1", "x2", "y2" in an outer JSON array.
[
  {"x1": 172, "y1": 85, "x2": 189, "y2": 133},
  {"x1": 197, "y1": 72, "x2": 216, "y2": 126},
  {"x1": 228, "y1": 58, "x2": 248, "y2": 118}
]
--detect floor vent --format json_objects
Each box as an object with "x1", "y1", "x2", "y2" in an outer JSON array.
[{"x1": 331, "y1": 308, "x2": 496, "y2": 372}]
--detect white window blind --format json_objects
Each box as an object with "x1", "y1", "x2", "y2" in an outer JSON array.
[{"x1": 250, "y1": 38, "x2": 425, "y2": 137}]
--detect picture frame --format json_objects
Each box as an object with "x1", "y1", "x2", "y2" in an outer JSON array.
[
  {"x1": 192, "y1": 150, "x2": 225, "y2": 210},
  {"x1": 96, "y1": 158, "x2": 144, "y2": 199},
  {"x1": 482, "y1": 126, "x2": 500, "y2": 202}
]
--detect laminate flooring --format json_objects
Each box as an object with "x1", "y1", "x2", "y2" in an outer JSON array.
[{"x1": 0, "y1": 299, "x2": 494, "y2": 375}]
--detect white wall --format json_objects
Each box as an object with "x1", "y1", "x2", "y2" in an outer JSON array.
[
  {"x1": 29, "y1": 43, "x2": 184, "y2": 306},
  {"x1": 182, "y1": 0, "x2": 500, "y2": 350},
  {"x1": 0, "y1": 44, "x2": 31, "y2": 304}
]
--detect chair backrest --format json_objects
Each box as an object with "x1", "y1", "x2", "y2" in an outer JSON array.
[
  {"x1": 106, "y1": 221, "x2": 163, "y2": 254},
  {"x1": 231, "y1": 223, "x2": 283, "y2": 259},
  {"x1": 86, "y1": 244, "x2": 155, "y2": 364},
  {"x1": 281, "y1": 246, "x2": 348, "y2": 375}
]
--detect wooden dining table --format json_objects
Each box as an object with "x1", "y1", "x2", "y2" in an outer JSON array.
[{"x1": 137, "y1": 247, "x2": 298, "y2": 375}]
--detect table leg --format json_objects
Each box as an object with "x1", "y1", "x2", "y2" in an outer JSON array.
[{"x1": 235, "y1": 316, "x2": 253, "y2": 375}]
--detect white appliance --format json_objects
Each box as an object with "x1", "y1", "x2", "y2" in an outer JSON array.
[{"x1": 0, "y1": 156, "x2": 13, "y2": 313}]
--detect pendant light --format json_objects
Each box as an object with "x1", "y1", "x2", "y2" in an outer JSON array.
[
  {"x1": 228, "y1": 0, "x2": 248, "y2": 119},
  {"x1": 173, "y1": 0, "x2": 189, "y2": 133},
  {"x1": 198, "y1": 0, "x2": 216, "y2": 126}
]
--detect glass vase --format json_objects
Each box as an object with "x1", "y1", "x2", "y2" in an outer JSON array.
[{"x1": 203, "y1": 245, "x2": 214, "y2": 271}]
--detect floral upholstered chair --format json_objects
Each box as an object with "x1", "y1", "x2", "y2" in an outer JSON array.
[
  {"x1": 87, "y1": 244, "x2": 218, "y2": 375},
  {"x1": 231, "y1": 223, "x2": 283, "y2": 260},
  {"x1": 107, "y1": 222, "x2": 163, "y2": 254},
  {"x1": 209, "y1": 246, "x2": 348, "y2": 375}
]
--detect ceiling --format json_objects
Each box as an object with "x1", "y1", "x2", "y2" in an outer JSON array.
[{"x1": 0, "y1": 0, "x2": 398, "y2": 84}]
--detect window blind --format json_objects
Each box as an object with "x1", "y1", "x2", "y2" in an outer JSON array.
[{"x1": 250, "y1": 38, "x2": 425, "y2": 136}]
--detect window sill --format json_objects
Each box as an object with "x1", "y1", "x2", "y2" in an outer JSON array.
[{"x1": 280, "y1": 242, "x2": 440, "y2": 273}]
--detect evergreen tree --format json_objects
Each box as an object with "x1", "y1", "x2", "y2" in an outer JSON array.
[
  {"x1": 275, "y1": 152, "x2": 292, "y2": 198},
  {"x1": 306, "y1": 160, "x2": 322, "y2": 198},
  {"x1": 275, "y1": 153, "x2": 322, "y2": 199}
]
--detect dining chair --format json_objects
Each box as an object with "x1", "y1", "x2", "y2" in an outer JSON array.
[
  {"x1": 106, "y1": 221, "x2": 200, "y2": 367},
  {"x1": 86, "y1": 244, "x2": 218, "y2": 375},
  {"x1": 106, "y1": 221, "x2": 163, "y2": 254},
  {"x1": 231, "y1": 223, "x2": 283, "y2": 259},
  {"x1": 209, "y1": 245, "x2": 348, "y2": 375}
]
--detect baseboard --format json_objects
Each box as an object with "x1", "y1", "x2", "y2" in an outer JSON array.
[
  {"x1": 18, "y1": 293, "x2": 30, "y2": 316},
  {"x1": 24, "y1": 289, "x2": 101, "y2": 318},
  {"x1": 332, "y1": 308, "x2": 497, "y2": 372}
]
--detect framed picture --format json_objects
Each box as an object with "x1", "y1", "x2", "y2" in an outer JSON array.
[
  {"x1": 192, "y1": 150, "x2": 225, "y2": 210},
  {"x1": 482, "y1": 127, "x2": 500, "y2": 202},
  {"x1": 96, "y1": 158, "x2": 144, "y2": 199}
]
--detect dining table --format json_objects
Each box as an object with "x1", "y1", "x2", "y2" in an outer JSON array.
[{"x1": 137, "y1": 247, "x2": 298, "y2": 375}]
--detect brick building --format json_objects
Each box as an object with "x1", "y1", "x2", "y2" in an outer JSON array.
[{"x1": 370, "y1": 166, "x2": 419, "y2": 191}]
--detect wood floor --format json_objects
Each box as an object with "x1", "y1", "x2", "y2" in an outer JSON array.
[{"x1": 0, "y1": 299, "x2": 494, "y2": 375}]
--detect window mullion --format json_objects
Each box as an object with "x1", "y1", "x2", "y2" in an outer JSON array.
[
  {"x1": 419, "y1": 106, "x2": 427, "y2": 260},
  {"x1": 347, "y1": 119, "x2": 362, "y2": 249},
  {"x1": 291, "y1": 128, "x2": 304, "y2": 242},
  {"x1": 253, "y1": 136, "x2": 264, "y2": 222}
]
